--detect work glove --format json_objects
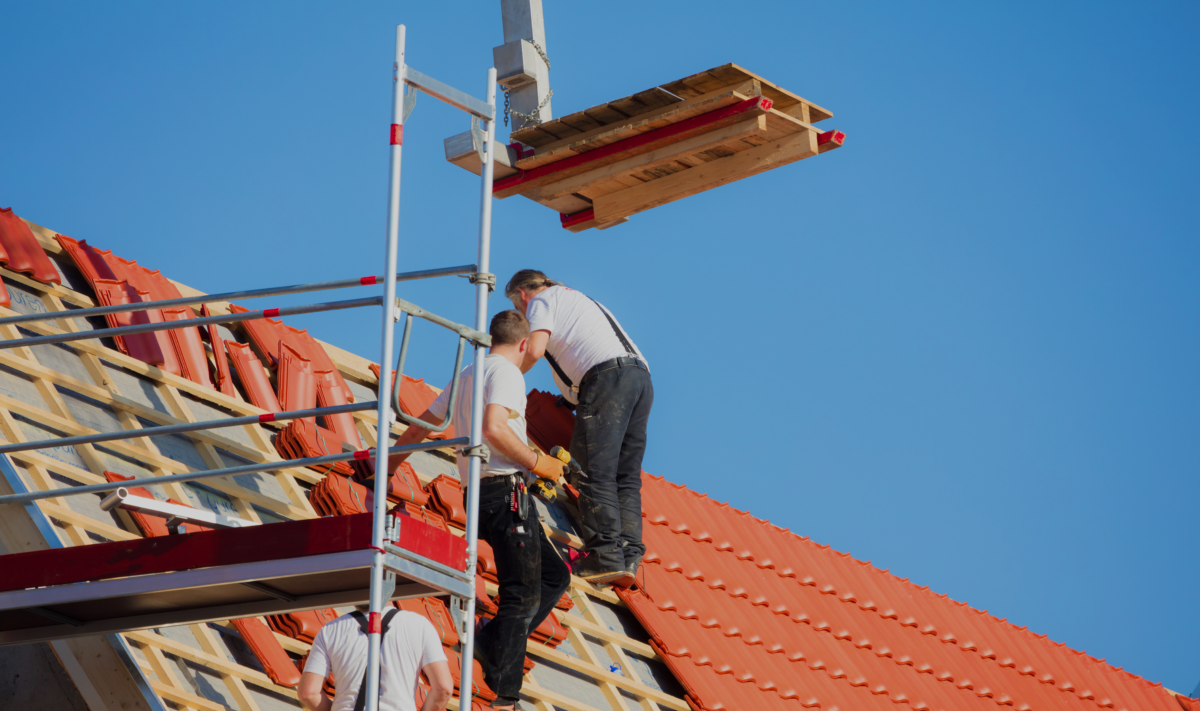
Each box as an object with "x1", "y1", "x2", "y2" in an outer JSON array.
[{"x1": 530, "y1": 452, "x2": 567, "y2": 482}]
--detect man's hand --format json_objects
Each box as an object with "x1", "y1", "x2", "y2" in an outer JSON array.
[
  {"x1": 530, "y1": 453, "x2": 567, "y2": 482},
  {"x1": 521, "y1": 330, "x2": 550, "y2": 373},
  {"x1": 379, "y1": 408, "x2": 436, "y2": 472},
  {"x1": 297, "y1": 672, "x2": 332, "y2": 711}
]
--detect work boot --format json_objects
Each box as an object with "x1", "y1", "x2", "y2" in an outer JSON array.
[
  {"x1": 573, "y1": 551, "x2": 628, "y2": 586},
  {"x1": 612, "y1": 552, "x2": 643, "y2": 589}
]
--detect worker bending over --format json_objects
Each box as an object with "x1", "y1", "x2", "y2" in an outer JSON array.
[
  {"x1": 392, "y1": 310, "x2": 570, "y2": 711},
  {"x1": 298, "y1": 601, "x2": 452, "y2": 711},
  {"x1": 505, "y1": 270, "x2": 653, "y2": 587}
]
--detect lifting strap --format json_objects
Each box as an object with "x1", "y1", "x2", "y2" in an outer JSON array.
[
  {"x1": 349, "y1": 607, "x2": 401, "y2": 711},
  {"x1": 544, "y1": 298, "x2": 638, "y2": 393}
]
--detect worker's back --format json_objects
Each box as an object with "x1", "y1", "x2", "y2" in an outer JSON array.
[{"x1": 303, "y1": 609, "x2": 445, "y2": 711}]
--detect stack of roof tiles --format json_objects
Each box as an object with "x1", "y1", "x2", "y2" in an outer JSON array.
[
  {"x1": 274, "y1": 419, "x2": 355, "y2": 477},
  {"x1": 232, "y1": 303, "x2": 361, "y2": 448},
  {"x1": 523, "y1": 389, "x2": 1191, "y2": 711},
  {"x1": 350, "y1": 453, "x2": 430, "y2": 507},
  {"x1": 56, "y1": 234, "x2": 214, "y2": 387}
]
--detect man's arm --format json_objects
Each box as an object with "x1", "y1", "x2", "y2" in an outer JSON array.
[
  {"x1": 297, "y1": 672, "x2": 332, "y2": 711},
  {"x1": 421, "y1": 660, "x2": 454, "y2": 711},
  {"x1": 483, "y1": 403, "x2": 537, "y2": 470},
  {"x1": 383, "y1": 411, "x2": 436, "y2": 468},
  {"x1": 521, "y1": 330, "x2": 549, "y2": 373}
]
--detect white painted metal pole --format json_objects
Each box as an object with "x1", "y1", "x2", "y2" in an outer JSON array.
[
  {"x1": 458, "y1": 66, "x2": 497, "y2": 707},
  {"x1": 365, "y1": 23, "x2": 406, "y2": 711}
]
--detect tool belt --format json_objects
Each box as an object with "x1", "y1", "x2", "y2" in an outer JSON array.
[
  {"x1": 471, "y1": 473, "x2": 531, "y2": 521},
  {"x1": 544, "y1": 297, "x2": 642, "y2": 396}
]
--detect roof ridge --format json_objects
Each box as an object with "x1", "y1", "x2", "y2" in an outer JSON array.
[{"x1": 644, "y1": 474, "x2": 1171, "y2": 705}]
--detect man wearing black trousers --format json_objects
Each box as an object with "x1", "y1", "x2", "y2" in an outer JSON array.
[
  {"x1": 505, "y1": 270, "x2": 653, "y2": 587},
  {"x1": 392, "y1": 310, "x2": 569, "y2": 711}
]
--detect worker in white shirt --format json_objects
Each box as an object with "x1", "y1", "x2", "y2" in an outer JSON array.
[
  {"x1": 390, "y1": 310, "x2": 570, "y2": 711},
  {"x1": 505, "y1": 270, "x2": 653, "y2": 587},
  {"x1": 297, "y1": 602, "x2": 453, "y2": 711}
]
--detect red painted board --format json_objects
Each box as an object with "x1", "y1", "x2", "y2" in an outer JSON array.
[
  {"x1": 0, "y1": 208, "x2": 61, "y2": 283},
  {"x1": 0, "y1": 511, "x2": 467, "y2": 594},
  {"x1": 231, "y1": 617, "x2": 302, "y2": 687}
]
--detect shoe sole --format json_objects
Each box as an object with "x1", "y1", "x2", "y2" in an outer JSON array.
[
  {"x1": 610, "y1": 571, "x2": 636, "y2": 589},
  {"x1": 578, "y1": 570, "x2": 626, "y2": 586}
]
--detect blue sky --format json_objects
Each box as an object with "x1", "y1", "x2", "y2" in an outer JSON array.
[{"x1": 2, "y1": 0, "x2": 1197, "y2": 694}]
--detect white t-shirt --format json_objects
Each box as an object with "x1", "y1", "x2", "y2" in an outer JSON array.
[
  {"x1": 525, "y1": 286, "x2": 647, "y2": 404},
  {"x1": 428, "y1": 354, "x2": 529, "y2": 479},
  {"x1": 303, "y1": 610, "x2": 446, "y2": 711}
]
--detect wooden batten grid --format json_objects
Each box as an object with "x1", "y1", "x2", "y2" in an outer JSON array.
[{"x1": 0, "y1": 219, "x2": 687, "y2": 711}]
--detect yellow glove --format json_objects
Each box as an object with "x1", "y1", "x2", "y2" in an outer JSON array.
[{"x1": 530, "y1": 453, "x2": 567, "y2": 482}]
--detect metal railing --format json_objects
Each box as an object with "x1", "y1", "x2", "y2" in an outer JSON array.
[{"x1": 0, "y1": 264, "x2": 476, "y2": 328}]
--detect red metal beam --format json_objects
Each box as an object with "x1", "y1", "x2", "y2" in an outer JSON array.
[{"x1": 0, "y1": 512, "x2": 466, "y2": 594}]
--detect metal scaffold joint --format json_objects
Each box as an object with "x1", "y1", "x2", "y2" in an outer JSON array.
[
  {"x1": 468, "y1": 271, "x2": 496, "y2": 292},
  {"x1": 460, "y1": 443, "x2": 490, "y2": 463}
]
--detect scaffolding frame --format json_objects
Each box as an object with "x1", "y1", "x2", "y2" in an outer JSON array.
[{"x1": 0, "y1": 24, "x2": 496, "y2": 711}]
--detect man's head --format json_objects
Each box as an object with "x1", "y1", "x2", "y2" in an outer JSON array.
[
  {"x1": 505, "y1": 269, "x2": 557, "y2": 314},
  {"x1": 489, "y1": 309, "x2": 529, "y2": 366}
]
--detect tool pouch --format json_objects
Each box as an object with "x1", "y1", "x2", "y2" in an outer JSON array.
[{"x1": 516, "y1": 480, "x2": 530, "y2": 521}]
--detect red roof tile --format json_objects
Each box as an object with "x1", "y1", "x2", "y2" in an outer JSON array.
[
  {"x1": 615, "y1": 474, "x2": 1182, "y2": 711},
  {"x1": 231, "y1": 616, "x2": 301, "y2": 687},
  {"x1": 0, "y1": 208, "x2": 60, "y2": 284},
  {"x1": 226, "y1": 341, "x2": 281, "y2": 412}
]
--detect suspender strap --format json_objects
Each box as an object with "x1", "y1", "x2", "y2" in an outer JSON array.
[
  {"x1": 544, "y1": 298, "x2": 637, "y2": 392},
  {"x1": 350, "y1": 608, "x2": 401, "y2": 711}
]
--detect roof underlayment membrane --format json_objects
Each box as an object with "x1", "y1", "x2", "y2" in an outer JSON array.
[{"x1": 0, "y1": 211, "x2": 1193, "y2": 711}]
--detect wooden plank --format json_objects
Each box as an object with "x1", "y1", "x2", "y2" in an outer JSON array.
[
  {"x1": 593, "y1": 129, "x2": 820, "y2": 223},
  {"x1": 659, "y1": 63, "x2": 832, "y2": 122},
  {"x1": 515, "y1": 81, "x2": 759, "y2": 172},
  {"x1": 511, "y1": 87, "x2": 680, "y2": 149}
]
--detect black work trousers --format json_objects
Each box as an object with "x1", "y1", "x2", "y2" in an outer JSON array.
[
  {"x1": 569, "y1": 360, "x2": 654, "y2": 571},
  {"x1": 472, "y1": 476, "x2": 571, "y2": 705}
]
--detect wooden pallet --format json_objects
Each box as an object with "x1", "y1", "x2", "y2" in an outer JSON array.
[{"x1": 496, "y1": 64, "x2": 844, "y2": 232}]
